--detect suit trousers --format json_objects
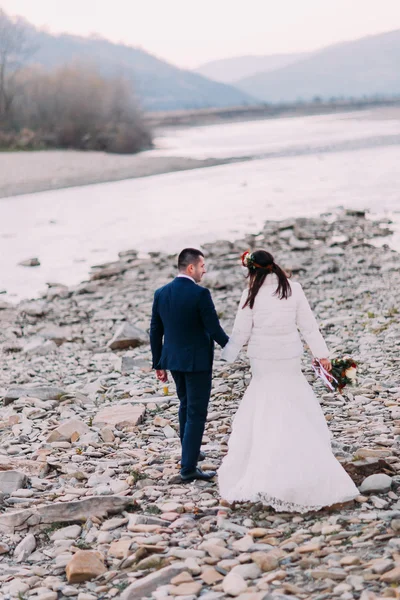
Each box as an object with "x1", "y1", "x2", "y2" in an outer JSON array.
[{"x1": 171, "y1": 370, "x2": 212, "y2": 476}]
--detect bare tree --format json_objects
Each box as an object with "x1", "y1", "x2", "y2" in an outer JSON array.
[{"x1": 0, "y1": 9, "x2": 36, "y2": 121}]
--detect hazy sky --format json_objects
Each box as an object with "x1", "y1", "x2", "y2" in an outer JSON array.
[{"x1": 2, "y1": 0, "x2": 400, "y2": 69}]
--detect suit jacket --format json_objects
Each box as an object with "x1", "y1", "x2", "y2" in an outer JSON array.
[
  {"x1": 150, "y1": 277, "x2": 229, "y2": 372},
  {"x1": 222, "y1": 275, "x2": 329, "y2": 362}
]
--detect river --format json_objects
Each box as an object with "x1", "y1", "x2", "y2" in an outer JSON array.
[{"x1": 1, "y1": 109, "x2": 399, "y2": 301}]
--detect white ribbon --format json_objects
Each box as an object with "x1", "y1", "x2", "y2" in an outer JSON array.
[{"x1": 312, "y1": 360, "x2": 338, "y2": 391}]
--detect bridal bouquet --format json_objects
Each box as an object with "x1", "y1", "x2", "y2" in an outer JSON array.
[{"x1": 313, "y1": 357, "x2": 357, "y2": 393}]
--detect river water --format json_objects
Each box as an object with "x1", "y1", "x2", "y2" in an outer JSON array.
[{"x1": 1, "y1": 110, "x2": 399, "y2": 301}]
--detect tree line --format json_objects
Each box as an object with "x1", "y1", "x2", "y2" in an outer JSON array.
[{"x1": 0, "y1": 10, "x2": 152, "y2": 153}]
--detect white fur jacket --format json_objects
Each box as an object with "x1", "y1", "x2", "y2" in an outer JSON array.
[{"x1": 221, "y1": 275, "x2": 329, "y2": 362}]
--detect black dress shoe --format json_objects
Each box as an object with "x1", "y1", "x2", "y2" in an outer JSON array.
[{"x1": 181, "y1": 467, "x2": 216, "y2": 482}]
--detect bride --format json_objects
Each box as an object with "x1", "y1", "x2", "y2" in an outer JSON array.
[{"x1": 218, "y1": 250, "x2": 359, "y2": 513}]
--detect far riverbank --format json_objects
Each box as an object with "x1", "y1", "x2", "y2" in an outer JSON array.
[
  {"x1": 1, "y1": 105, "x2": 400, "y2": 199},
  {"x1": 0, "y1": 152, "x2": 234, "y2": 200}
]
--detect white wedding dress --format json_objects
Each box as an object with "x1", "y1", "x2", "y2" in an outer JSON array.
[{"x1": 218, "y1": 275, "x2": 359, "y2": 513}]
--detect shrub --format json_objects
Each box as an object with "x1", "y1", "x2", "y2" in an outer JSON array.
[{"x1": 2, "y1": 62, "x2": 153, "y2": 153}]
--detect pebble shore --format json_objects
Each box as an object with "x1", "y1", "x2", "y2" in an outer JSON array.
[
  {"x1": 0, "y1": 151, "x2": 232, "y2": 199},
  {"x1": 0, "y1": 211, "x2": 400, "y2": 600}
]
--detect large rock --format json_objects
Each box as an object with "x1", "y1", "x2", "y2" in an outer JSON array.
[
  {"x1": 18, "y1": 258, "x2": 40, "y2": 267},
  {"x1": 2, "y1": 339, "x2": 23, "y2": 353},
  {"x1": 66, "y1": 550, "x2": 106, "y2": 583},
  {"x1": 356, "y1": 448, "x2": 392, "y2": 459},
  {"x1": 203, "y1": 270, "x2": 234, "y2": 290},
  {"x1": 170, "y1": 581, "x2": 202, "y2": 596},
  {"x1": 0, "y1": 300, "x2": 12, "y2": 311},
  {"x1": 108, "y1": 323, "x2": 148, "y2": 350},
  {"x1": 202, "y1": 239, "x2": 233, "y2": 256},
  {"x1": 288, "y1": 236, "x2": 311, "y2": 251},
  {"x1": 0, "y1": 495, "x2": 133, "y2": 534},
  {"x1": 100, "y1": 428, "x2": 115, "y2": 443},
  {"x1": 231, "y1": 563, "x2": 262, "y2": 580},
  {"x1": 0, "y1": 457, "x2": 47, "y2": 478},
  {"x1": 24, "y1": 338, "x2": 58, "y2": 356},
  {"x1": 19, "y1": 300, "x2": 49, "y2": 317},
  {"x1": 311, "y1": 568, "x2": 346, "y2": 581},
  {"x1": 121, "y1": 563, "x2": 186, "y2": 600},
  {"x1": 46, "y1": 418, "x2": 91, "y2": 442},
  {"x1": 93, "y1": 403, "x2": 146, "y2": 428},
  {"x1": 342, "y1": 458, "x2": 395, "y2": 485},
  {"x1": 252, "y1": 551, "x2": 280, "y2": 572},
  {"x1": 14, "y1": 533, "x2": 36, "y2": 562},
  {"x1": 118, "y1": 248, "x2": 138, "y2": 261},
  {"x1": 380, "y1": 566, "x2": 400, "y2": 583},
  {"x1": 8, "y1": 580, "x2": 30, "y2": 597},
  {"x1": 232, "y1": 535, "x2": 254, "y2": 552},
  {"x1": 90, "y1": 261, "x2": 127, "y2": 280},
  {"x1": 360, "y1": 474, "x2": 392, "y2": 494},
  {"x1": 294, "y1": 218, "x2": 328, "y2": 240},
  {"x1": 50, "y1": 525, "x2": 82, "y2": 541},
  {"x1": 346, "y1": 208, "x2": 366, "y2": 217},
  {"x1": 39, "y1": 325, "x2": 70, "y2": 346},
  {"x1": 222, "y1": 571, "x2": 247, "y2": 596},
  {"x1": 108, "y1": 538, "x2": 133, "y2": 558},
  {"x1": 201, "y1": 567, "x2": 224, "y2": 585},
  {"x1": 3, "y1": 385, "x2": 66, "y2": 405},
  {"x1": 0, "y1": 471, "x2": 27, "y2": 495},
  {"x1": 121, "y1": 356, "x2": 135, "y2": 374}
]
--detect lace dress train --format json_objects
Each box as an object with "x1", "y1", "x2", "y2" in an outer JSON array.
[{"x1": 218, "y1": 358, "x2": 359, "y2": 513}]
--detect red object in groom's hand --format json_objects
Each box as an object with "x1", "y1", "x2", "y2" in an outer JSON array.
[{"x1": 156, "y1": 369, "x2": 168, "y2": 383}]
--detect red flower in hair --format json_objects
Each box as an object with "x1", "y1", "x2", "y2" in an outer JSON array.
[{"x1": 241, "y1": 251, "x2": 251, "y2": 267}]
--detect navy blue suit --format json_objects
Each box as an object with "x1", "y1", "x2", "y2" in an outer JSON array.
[{"x1": 150, "y1": 276, "x2": 228, "y2": 475}]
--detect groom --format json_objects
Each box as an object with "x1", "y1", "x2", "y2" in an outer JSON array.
[{"x1": 150, "y1": 248, "x2": 229, "y2": 482}]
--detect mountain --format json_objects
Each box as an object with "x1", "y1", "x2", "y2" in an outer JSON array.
[
  {"x1": 235, "y1": 29, "x2": 400, "y2": 103},
  {"x1": 23, "y1": 28, "x2": 257, "y2": 111},
  {"x1": 195, "y1": 53, "x2": 310, "y2": 84}
]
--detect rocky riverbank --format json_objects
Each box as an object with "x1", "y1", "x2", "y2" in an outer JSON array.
[{"x1": 0, "y1": 212, "x2": 400, "y2": 600}]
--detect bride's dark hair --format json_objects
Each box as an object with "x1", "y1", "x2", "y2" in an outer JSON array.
[{"x1": 243, "y1": 250, "x2": 292, "y2": 309}]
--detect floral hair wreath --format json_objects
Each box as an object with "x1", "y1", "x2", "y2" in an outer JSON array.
[{"x1": 241, "y1": 250, "x2": 273, "y2": 272}]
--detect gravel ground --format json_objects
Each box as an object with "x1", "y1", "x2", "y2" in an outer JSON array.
[{"x1": 0, "y1": 212, "x2": 399, "y2": 599}]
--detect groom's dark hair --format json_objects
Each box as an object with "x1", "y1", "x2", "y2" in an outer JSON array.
[{"x1": 178, "y1": 248, "x2": 204, "y2": 271}]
